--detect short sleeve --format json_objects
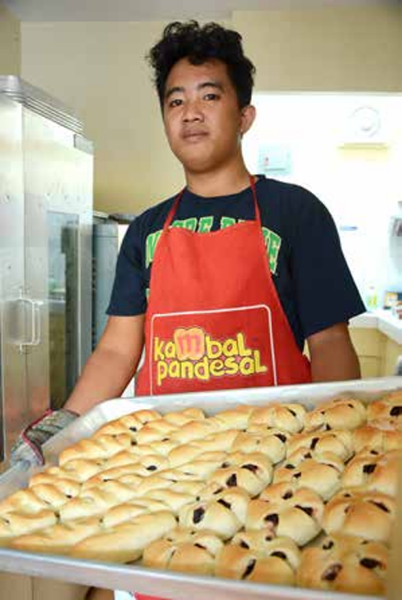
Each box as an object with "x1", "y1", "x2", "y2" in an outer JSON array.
[
  {"x1": 106, "y1": 219, "x2": 147, "y2": 316},
  {"x1": 290, "y1": 188, "x2": 366, "y2": 338}
]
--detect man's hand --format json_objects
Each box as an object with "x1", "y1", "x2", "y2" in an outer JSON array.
[
  {"x1": 307, "y1": 322, "x2": 361, "y2": 383},
  {"x1": 10, "y1": 409, "x2": 78, "y2": 467}
]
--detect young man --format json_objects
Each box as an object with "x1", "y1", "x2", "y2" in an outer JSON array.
[
  {"x1": 11, "y1": 19, "x2": 365, "y2": 600},
  {"x1": 12, "y1": 19, "x2": 364, "y2": 462}
]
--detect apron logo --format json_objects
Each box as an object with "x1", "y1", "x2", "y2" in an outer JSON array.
[{"x1": 154, "y1": 327, "x2": 267, "y2": 387}]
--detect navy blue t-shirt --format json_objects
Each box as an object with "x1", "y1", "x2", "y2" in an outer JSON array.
[{"x1": 107, "y1": 177, "x2": 365, "y2": 350}]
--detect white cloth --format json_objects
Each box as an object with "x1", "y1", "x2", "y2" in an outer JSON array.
[{"x1": 114, "y1": 592, "x2": 136, "y2": 600}]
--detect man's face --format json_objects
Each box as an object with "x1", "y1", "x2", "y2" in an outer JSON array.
[{"x1": 162, "y1": 58, "x2": 250, "y2": 174}]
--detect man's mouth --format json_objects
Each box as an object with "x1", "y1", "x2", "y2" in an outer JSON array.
[{"x1": 182, "y1": 131, "x2": 208, "y2": 141}]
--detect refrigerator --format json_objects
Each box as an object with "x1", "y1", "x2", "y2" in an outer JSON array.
[{"x1": 0, "y1": 76, "x2": 93, "y2": 471}]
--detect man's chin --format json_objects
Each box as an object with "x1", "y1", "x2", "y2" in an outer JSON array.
[{"x1": 177, "y1": 153, "x2": 216, "y2": 175}]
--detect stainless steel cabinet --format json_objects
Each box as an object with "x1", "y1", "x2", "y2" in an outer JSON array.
[{"x1": 0, "y1": 79, "x2": 93, "y2": 469}]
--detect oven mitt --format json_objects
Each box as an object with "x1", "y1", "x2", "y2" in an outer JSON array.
[{"x1": 10, "y1": 409, "x2": 79, "y2": 467}]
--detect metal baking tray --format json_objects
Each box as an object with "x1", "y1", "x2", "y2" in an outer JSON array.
[{"x1": 0, "y1": 376, "x2": 401, "y2": 600}]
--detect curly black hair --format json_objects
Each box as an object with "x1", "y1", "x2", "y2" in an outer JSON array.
[{"x1": 147, "y1": 21, "x2": 256, "y2": 109}]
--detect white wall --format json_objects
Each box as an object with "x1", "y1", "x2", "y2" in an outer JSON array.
[
  {"x1": 243, "y1": 92, "x2": 402, "y2": 305},
  {"x1": 20, "y1": 4, "x2": 402, "y2": 213},
  {"x1": 0, "y1": 4, "x2": 20, "y2": 75}
]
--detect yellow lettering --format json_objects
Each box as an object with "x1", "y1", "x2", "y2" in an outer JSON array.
[
  {"x1": 154, "y1": 338, "x2": 165, "y2": 361},
  {"x1": 222, "y1": 338, "x2": 238, "y2": 357},
  {"x1": 194, "y1": 356, "x2": 210, "y2": 381},
  {"x1": 237, "y1": 333, "x2": 252, "y2": 356},
  {"x1": 205, "y1": 336, "x2": 222, "y2": 359},
  {"x1": 224, "y1": 356, "x2": 239, "y2": 375},
  {"x1": 239, "y1": 356, "x2": 256, "y2": 376},
  {"x1": 168, "y1": 360, "x2": 180, "y2": 378},
  {"x1": 210, "y1": 359, "x2": 224, "y2": 377},
  {"x1": 254, "y1": 350, "x2": 268, "y2": 374},
  {"x1": 157, "y1": 361, "x2": 168, "y2": 386},
  {"x1": 165, "y1": 341, "x2": 176, "y2": 359},
  {"x1": 181, "y1": 361, "x2": 195, "y2": 380}
]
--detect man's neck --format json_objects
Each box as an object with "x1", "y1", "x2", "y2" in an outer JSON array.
[{"x1": 184, "y1": 161, "x2": 252, "y2": 198}]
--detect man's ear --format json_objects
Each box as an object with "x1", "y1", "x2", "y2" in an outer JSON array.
[{"x1": 240, "y1": 104, "x2": 256, "y2": 136}]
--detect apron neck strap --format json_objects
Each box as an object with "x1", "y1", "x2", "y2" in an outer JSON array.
[{"x1": 163, "y1": 174, "x2": 261, "y2": 232}]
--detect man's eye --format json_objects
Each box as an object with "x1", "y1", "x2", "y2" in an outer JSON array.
[
  {"x1": 204, "y1": 93, "x2": 220, "y2": 101},
  {"x1": 169, "y1": 98, "x2": 183, "y2": 108}
]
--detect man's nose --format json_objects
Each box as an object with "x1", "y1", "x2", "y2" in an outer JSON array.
[{"x1": 183, "y1": 99, "x2": 204, "y2": 122}]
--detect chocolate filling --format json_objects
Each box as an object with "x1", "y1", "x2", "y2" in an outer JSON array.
[
  {"x1": 129, "y1": 427, "x2": 137, "y2": 432},
  {"x1": 363, "y1": 464, "x2": 377, "y2": 474},
  {"x1": 240, "y1": 540, "x2": 250, "y2": 549},
  {"x1": 322, "y1": 563, "x2": 342, "y2": 581},
  {"x1": 285, "y1": 464, "x2": 295, "y2": 470},
  {"x1": 242, "y1": 559, "x2": 256, "y2": 579},
  {"x1": 310, "y1": 437, "x2": 319, "y2": 450},
  {"x1": 322, "y1": 540, "x2": 334, "y2": 550},
  {"x1": 213, "y1": 487, "x2": 224, "y2": 495},
  {"x1": 390, "y1": 406, "x2": 402, "y2": 416},
  {"x1": 275, "y1": 433, "x2": 287, "y2": 443},
  {"x1": 146, "y1": 465, "x2": 157, "y2": 471},
  {"x1": 217, "y1": 499, "x2": 232, "y2": 510},
  {"x1": 226, "y1": 474, "x2": 238, "y2": 487},
  {"x1": 242, "y1": 464, "x2": 259, "y2": 473},
  {"x1": 221, "y1": 462, "x2": 230, "y2": 468},
  {"x1": 370, "y1": 450, "x2": 379, "y2": 455},
  {"x1": 293, "y1": 472, "x2": 302, "y2": 479},
  {"x1": 264, "y1": 513, "x2": 279, "y2": 526},
  {"x1": 323, "y1": 463, "x2": 339, "y2": 471},
  {"x1": 271, "y1": 551, "x2": 287, "y2": 560},
  {"x1": 295, "y1": 505, "x2": 314, "y2": 517},
  {"x1": 360, "y1": 558, "x2": 382, "y2": 569},
  {"x1": 304, "y1": 452, "x2": 312, "y2": 459},
  {"x1": 283, "y1": 491, "x2": 293, "y2": 500},
  {"x1": 194, "y1": 543, "x2": 206, "y2": 550},
  {"x1": 193, "y1": 507, "x2": 205, "y2": 524},
  {"x1": 325, "y1": 424, "x2": 332, "y2": 431},
  {"x1": 370, "y1": 500, "x2": 390, "y2": 513},
  {"x1": 288, "y1": 409, "x2": 297, "y2": 417}
]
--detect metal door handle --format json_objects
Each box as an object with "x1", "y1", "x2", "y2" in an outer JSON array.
[{"x1": 16, "y1": 294, "x2": 43, "y2": 352}]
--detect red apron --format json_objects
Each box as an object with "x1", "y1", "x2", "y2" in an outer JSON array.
[{"x1": 133, "y1": 175, "x2": 311, "y2": 600}]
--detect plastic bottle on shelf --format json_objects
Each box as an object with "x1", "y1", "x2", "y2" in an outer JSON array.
[{"x1": 366, "y1": 284, "x2": 378, "y2": 311}]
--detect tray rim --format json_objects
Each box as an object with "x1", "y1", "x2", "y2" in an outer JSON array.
[{"x1": 1, "y1": 376, "x2": 400, "y2": 599}]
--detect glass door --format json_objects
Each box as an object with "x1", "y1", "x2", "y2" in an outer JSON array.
[
  {"x1": 48, "y1": 212, "x2": 80, "y2": 409},
  {"x1": 23, "y1": 107, "x2": 93, "y2": 422}
]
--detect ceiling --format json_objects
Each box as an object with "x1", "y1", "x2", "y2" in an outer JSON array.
[{"x1": 2, "y1": 0, "x2": 391, "y2": 22}]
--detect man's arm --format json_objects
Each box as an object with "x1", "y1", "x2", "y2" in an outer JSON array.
[
  {"x1": 64, "y1": 314, "x2": 145, "y2": 415},
  {"x1": 307, "y1": 322, "x2": 361, "y2": 383}
]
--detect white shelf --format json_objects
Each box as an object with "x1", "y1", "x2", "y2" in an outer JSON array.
[{"x1": 350, "y1": 310, "x2": 402, "y2": 345}]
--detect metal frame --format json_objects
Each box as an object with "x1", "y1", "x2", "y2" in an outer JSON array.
[{"x1": 0, "y1": 86, "x2": 93, "y2": 465}]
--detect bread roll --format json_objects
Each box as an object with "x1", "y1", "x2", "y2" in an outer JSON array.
[{"x1": 297, "y1": 534, "x2": 388, "y2": 595}]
